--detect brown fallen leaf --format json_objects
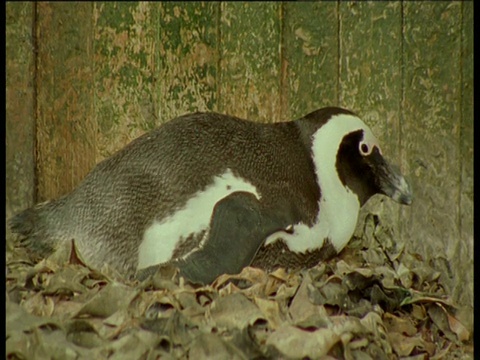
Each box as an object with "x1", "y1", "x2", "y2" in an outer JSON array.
[
  {"x1": 266, "y1": 324, "x2": 341, "y2": 359},
  {"x1": 213, "y1": 266, "x2": 268, "y2": 290},
  {"x1": 174, "y1": 289, "x2": 207, "y2": 317},
  {"x1": 100, "y1": 308, "x2": 132, "y2": 339},
  {"x1": 187, "y1": 332, "x2": 248, "y2": 360},
  {"x1": 52, "y1": 298, "x2": 85, "y2": 319},
  {"x1": 446, "y1": 312, "x2": 470, "y2": 342},
  {"x1": 400, "y1": 289, "x2": 456, "y2": 308},
  {"x1": 141, "y1": 309, "x2": 200, "y2": 346},
  {"x1": 427, "y1": 304, "x2": 458, "y2": 342},
  {"x1": 42, "y1": 266, "x2": 90, "y2": 296},
  {"x1": 21, "y1": 291, "x2": 55, "y2": 318},
  {"x1": 6, "y1": 211, "x2": 474, "y2": 360},
  {"x1": 75, "y1": 281, "x2": 140, "y2": 318},
  {"x1": 6, "y1": 299, "x2": 62, "y2": 335},
  {"x1": 388, "y1": 331, "x2": 435, "y2": 357},
  {"x1": 32, "y1": 327, "x2": 82, "y2": 360},
  {"x1": 66, "y1": 319, "x2": 106, "y2": 349},
  {"x1": 253, "y1": 296, "x2": 286, "y2": 330},
  {"x1": 106, "y1": 329, "x2": 167, "y2": 360},
  {"x1": 289, "y1": 272, "x2": 327, "y2": 324},
  {"x1": 383, "y1": 312, "x2": 417, "y2": 336},
  {"x1": 358, "y1": 311, "x2": 393, "y2": 355},
  {"x1": 208, "y1": 292, "x2": 264, "y2": 330},
  {"x1": 435, "y1": 303, "x2": 471, "y2": 342}
]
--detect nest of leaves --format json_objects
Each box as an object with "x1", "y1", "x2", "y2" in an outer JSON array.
[{"x1": 6, "y1": 213, "x2": 473, "y2": 360}]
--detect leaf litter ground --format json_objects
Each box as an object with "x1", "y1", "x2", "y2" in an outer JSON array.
[{"x1": 6, "y1": 214, "x2": 473, "y2": 359}]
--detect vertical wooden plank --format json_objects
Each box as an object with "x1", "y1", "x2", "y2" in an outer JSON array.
[
  {"x1": 339, "y1": 2, "x2": 403, "y2": 246},
  {"x1": 339, "y1": 2, "x2": 402, "y2": 148},
  {"x1": 36, "y1": 3, "x2": 96, "y2": 201},
  {"x1": 457, "y1": 1, "x2": 473, "y2": 308},
  {"x1": 94, "y1": 2, "x2": 157, "y2": 160},
  {"x1": 156, "y1": 2, "x2": 219, "y2": 122},
  {"x1": 402, "y1": 2, "x2": 463, "y2": 299},
  {"x1": 282, "y1": 2, "x2": 338, "y2": 120},
  {"x1": 219, "y1": 2, "x2": 281, "y2": 122},
  {"x1": 6, "y1": 3, "x2": 35, "y2": 217}
]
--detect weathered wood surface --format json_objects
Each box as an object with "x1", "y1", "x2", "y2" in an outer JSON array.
[
  {"x1": 6, "y1": 2, "x2": 473, "y2": 307},
  {"x1": 6, "y1": 2, "x2": 36, "y2": 218},
  {"x1": 401, "y1": 1, "x2": 468, "y2": 305},
  {"x1": 157, "y1": 2, "x2": 219, "y2": 122},
  {"x1": 94, "y1": 2, "x2": 158, "y2": 160},
  {"x1": 458, "y1": 1, "x2": 473, "y2": 307},
  {"x1": 219, "y1": 2, "x2": 282, "y2": 122},
  {"x1": 281, "y1": 2, "x2": 339, "y2": 120},
  {"x1": 35, "y1": 2, "x2": 96, "y2": 202}
]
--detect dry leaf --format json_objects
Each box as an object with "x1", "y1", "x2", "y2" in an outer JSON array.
[
  {"x1": 388, "y1": 331, "x2": 435, "y2": 357},
  {"x1": 434, "y1": 303, "x2": 471, "y2": 342},
  {"x1": 289, "y1": 272, "x2": 329, "y2": 325},
  {"x1": 446, "y1": 312, "x2": 470, "y2": 342},
  {"x1": 75, "y1": 282, "x2": 139, "y2": 318},
  {"x1": 266, "y1": 324, "x2": 341, "y2": 358},
  {"x1": 21, "y1": 292, "x2": 55, "y2": 317},
  {"x1": 208, "y1": 292, "x2": 264, "y2": 330},
  {"x1": 383, "y1": 312, "x2": 417, "y2": 336},
  {"x1": 253, "y1": 296, "x2": 286, "y2": 330},
  {"x1": 7, "y1": 214, "x2": 473, "y2": 359},
  {"x1": 187, "y1": 333, "x2": 248, "y2": 360}
]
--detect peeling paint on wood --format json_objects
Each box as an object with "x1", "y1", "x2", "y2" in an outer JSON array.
[
  {"x1": 219, "y1": 2, "x2": 281, "y2": 122},
  {"x1": 94, "y1": 2, "x2": 157, "y2": 160},
  {"x1": 156, "y1": 2, "x2": 219, "y2": 122},
  {"x1": 282, "y1": 2, "x2": 338, "y2": 120},
  {"x1": 456, "y1": 1, "x2": 473, "y2": 308},
  {"x1": 6, "y1": 2, "x2": 36, "y2": 218},
  {"x1": 36, "y1": 2, "x2": 96, "y2": 201},
  {"x1": 401, "y1": 1, "x2": 462, "y2": 297}
]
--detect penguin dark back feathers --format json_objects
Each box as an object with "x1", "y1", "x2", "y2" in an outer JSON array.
[{"x1": 10, "y1": 107, "x2": 412, "y2": 284}]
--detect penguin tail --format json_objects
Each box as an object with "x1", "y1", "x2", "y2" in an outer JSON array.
[{"x1": 9, "y1": 200, "x2": 61, "y2": 257}]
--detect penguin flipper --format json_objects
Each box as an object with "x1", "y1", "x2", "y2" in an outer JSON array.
[{"x1": 136, "y1": 191, "x2": 287, "y2": 285}]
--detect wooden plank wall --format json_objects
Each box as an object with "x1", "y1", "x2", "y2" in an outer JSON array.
[
  {"x1": 6, "y1": 3, "x2": 36, "y2": 217},
  {"x1": 6, "y1": 2, "x2": 473, "y2": 308}
]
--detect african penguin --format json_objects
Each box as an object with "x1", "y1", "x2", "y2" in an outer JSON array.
[{"x1": 10, "y1": 107, "x2": 412, "y2": 284}]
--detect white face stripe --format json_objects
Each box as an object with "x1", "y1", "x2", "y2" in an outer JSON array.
[
  {"x1": 137, "y1": 169, "x2": 260, "y2": 269},
  {"x1": 266, "y1": 114, "x2": 375, "y2": 253}
]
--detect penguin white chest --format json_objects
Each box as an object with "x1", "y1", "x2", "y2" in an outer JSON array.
[
  {"x1": 137, "y1": 169, "x2": 259, "y2": 269},
  {"x1": 264, "y1": 189, "x2": 360, "y2": 253},
  {"x1": 264, "y1": 113, "x2": 365, "y2": 254}
]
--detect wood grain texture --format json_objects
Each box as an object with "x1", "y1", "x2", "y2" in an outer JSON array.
[
  {"x1": 156, "y1": 2, "x2": 219, "y2": 122},
  {"x1": 339, "y1": 2, "x2": 402, "y2": 137},
  {"x1": 281, "y1": 2, "x2": 338, "y2": 120},
  {"x1": 455, "y1": 1, "x2": 473, "y2": 308},
  {"x1": 401, "y1": 2, "x2": 462, "y2": 297},
  {"x1": 219, "y1": 2, "x2": 281, "y2": 122},
  {"x1": 94, "y1": 2, "x2": 157, "y2": 160},
  {"x1": 6, "y1": 2, "x2": 36, "y2": 218},
  {"x1": 35, "y1": 2, "x2": 96, "y2": 201}
]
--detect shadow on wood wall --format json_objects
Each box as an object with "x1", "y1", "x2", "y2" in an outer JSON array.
[{"x1": 6, "y1": 2, "x2": 473, "y2": 308}]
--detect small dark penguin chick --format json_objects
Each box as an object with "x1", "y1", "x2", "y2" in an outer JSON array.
[{"x1": 10, "y1": 107, "x2": 412, "y2": 284}]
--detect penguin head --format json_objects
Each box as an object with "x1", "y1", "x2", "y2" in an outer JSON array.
[
  {"x1": 301, "y1": 107, "x2": 412, "y2": 207},
  {"x1": 335, "y1": 127, "x2": 412, "y2": 206}
]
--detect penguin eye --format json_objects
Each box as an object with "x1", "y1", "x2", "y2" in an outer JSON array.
[{"x1": 359, "y1": 142, "x2": 370, "y2": 155}]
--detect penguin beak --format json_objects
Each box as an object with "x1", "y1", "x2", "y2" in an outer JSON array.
[{"x1": 368, "y1": 149, "x2": 413, "y2": 205}]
